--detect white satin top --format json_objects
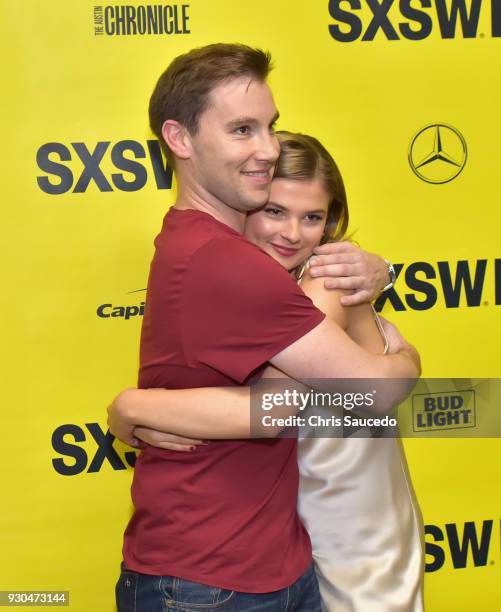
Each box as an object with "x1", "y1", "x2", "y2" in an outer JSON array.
[{"x1": 296, "y1": 275, "x2": 424, "y2": 611}]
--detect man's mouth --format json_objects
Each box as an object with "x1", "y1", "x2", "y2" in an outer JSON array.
[{"x1": 241, "y1": 170, "x2": 271, "y2": 184}]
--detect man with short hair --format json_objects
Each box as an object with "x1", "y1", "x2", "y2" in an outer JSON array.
[{"x1": 115, "y1": 44, "x2": 419, "y2": 611}]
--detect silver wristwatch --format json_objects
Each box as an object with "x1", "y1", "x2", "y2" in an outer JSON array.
[{"x1": 382, "y1": 259, "x2": 397, "y2": 292}]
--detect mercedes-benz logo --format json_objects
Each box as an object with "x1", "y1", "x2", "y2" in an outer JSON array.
[{"x1": 408, "y1": 124, "x2": 467, "y2": 184}]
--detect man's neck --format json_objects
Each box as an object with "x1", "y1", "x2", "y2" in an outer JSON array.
[{"x1": 173, "y1": 184, "x2": 246, "y2": 234}]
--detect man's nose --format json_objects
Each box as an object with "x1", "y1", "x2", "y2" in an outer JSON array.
[{"x1": 256, "y1": 131, "x2": 280, "y2": 163}]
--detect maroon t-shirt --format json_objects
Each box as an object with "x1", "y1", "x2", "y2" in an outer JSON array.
[{"x1": 123, "y1": 208, "x2": 325, "y2": 592}]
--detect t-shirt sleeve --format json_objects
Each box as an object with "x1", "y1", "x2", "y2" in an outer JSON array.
[{"x1": 181, "y1": 237, "x2": 326, "y2": 383}]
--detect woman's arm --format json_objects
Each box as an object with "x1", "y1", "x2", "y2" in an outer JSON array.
[{"x1": 107, "y1": 386, "x2": 251, "y2": 447}]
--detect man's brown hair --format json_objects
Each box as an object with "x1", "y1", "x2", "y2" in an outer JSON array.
[{"x1": 149, "y1": 43, "x2": 273, "y2": 166}]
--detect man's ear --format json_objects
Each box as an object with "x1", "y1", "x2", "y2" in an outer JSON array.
[{"x1": 161, "y1": 120, "x2": 192, "y2": 160}]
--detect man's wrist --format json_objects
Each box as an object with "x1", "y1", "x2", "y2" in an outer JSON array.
[{"x1": 381, "y1": 259, "x2": 397, "y2": 292}]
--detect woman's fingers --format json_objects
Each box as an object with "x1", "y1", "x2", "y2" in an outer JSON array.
[{"x1": 133, "y1": 427, "x2": 207, "y2": 452}]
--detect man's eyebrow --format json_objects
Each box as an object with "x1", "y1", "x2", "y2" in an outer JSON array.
[
  {"x1": 226, "y1": 116, "x2": 258, "y2": 129},
  {"x1": 226, "y1": 112, "x2": 280, "y2": 130}
]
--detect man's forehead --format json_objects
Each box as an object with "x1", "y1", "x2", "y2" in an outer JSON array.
[{"x1": 205, "y1": 77, "x2": 277, "y2": 118}]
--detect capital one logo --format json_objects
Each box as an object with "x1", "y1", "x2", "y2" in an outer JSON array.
[{"x1": 328, "y1": 0, "x2": 501, "y2": 42}]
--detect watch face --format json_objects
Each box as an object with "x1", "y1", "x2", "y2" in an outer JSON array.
[
  {"x1": 388, "y1": 263, "x2": 397, "y2": 284},
  {"x1": 383, "y1": 260, "x2": 396, "y2": 291}
]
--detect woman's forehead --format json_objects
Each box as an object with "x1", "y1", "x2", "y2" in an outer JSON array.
[{"x1": 269, "y1": 178, "x2": 330, "y2": 211}]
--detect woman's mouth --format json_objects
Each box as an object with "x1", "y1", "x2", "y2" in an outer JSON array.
[{"x1": 270, "y1": 243, "x2": 301, "y2": 257}]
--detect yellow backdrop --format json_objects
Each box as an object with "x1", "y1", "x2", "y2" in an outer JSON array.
[{"x1": 2, "y1": 1, "x2": 500, "y2": 610}]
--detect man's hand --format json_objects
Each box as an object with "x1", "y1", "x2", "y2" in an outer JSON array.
[{"x1": 308, "y1": 242, "x2": 389, "y2": 306}]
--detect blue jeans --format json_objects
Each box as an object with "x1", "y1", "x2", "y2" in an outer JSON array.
[{"x1": 115, "y1": 562, "x2": 321, "y2": 611}]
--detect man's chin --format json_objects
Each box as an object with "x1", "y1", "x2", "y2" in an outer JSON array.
[{"x1": 240, "y1": 194, "x2": 270, "y2": 213}]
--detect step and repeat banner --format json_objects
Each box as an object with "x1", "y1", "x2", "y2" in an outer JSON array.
[{"x1": 2, "y1": 1, "x2": 500, "y2": 610}]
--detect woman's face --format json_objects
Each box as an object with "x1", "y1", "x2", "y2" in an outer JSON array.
[{"x1": 244, "y1": 177, "x2": 330, "y2": 271}]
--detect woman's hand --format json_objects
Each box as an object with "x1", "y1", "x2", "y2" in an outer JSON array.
[
  {"x1": 107, "y1": 388, "x2": 207, "y2": 450},
  {"x1": 133, "y1": 427, "x2": 206, "y2": 452}
]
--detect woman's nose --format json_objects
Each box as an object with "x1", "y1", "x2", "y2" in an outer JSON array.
[{"x1": 280, "y1": 221, "x2": 301, "y2": 243}]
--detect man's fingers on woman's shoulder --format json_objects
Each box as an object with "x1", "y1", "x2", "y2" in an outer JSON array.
[
  {"x1": 309, "y1": 252, "x2": 358, "y2": 267},
  {"x1": 313, "y1": 241, "x2": 353, "y2": 255},
  {"x1": 339, "y1": 289, "x2": 370, "y2": 306},
  {"x1": 324, "y1": 275, "x2": 363, "y2": 290},
  {"x1": 310, "y1": 263, "x2": 358, "y2": 278}
]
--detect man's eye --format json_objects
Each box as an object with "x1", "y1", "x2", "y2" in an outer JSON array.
[{"x1": 235, "y1": 126, "x2": 250, "y2": 135}]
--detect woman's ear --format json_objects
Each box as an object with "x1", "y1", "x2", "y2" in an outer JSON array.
[{"x1": 161, "y1": 120, "x2": 191, "y2": 160}]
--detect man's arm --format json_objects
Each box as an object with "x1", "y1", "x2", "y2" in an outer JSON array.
[
  {"x1": 109, "y1": 315, "x2": 419, "y2": 447},
  {"x1": 269, "y1": 316, "x2": 420, "y2": 381}
]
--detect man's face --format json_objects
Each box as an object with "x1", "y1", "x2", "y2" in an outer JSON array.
[{"x1": 187, "y1": 77, "x2": 280, "y2": 213}]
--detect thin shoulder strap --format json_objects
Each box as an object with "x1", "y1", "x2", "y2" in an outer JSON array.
[{"x1": 371, "y1": 304, "x2": 389, "y2": 355}]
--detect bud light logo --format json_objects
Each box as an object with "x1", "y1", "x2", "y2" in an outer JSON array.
[
  {"x1": 328, "y1": 0, "x2": 501, "y2": 42},
  {"x1": 413, "y1": 390, "x2": 475, "y2": 431}
]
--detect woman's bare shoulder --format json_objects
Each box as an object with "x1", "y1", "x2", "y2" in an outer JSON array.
[
  {"x1": 300, "y1": 272, "x2": 350, "y2": 329},
  {"x1": 300, "y1": 273, "x2": 385, "y2": 353}
]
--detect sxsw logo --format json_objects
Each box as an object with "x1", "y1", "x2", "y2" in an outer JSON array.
[
  {"x1": 425, "y1": 520, "x2": 496, "y2": 571},
  {"x1": 36, "y1": 140, "x2": 172, "y2": 194},
  {"x1": 52, "y1": 422, "x2": 137, "y2": 476},
  {"x1": 374, "y1": 259, "x2": 501, "y2": 311},
  {"x1": 328, "y1": 0, "x2": 501, "y2": 42},
  {"x1": 413, "y1": 390, "x2": 475, "y2": 431}
]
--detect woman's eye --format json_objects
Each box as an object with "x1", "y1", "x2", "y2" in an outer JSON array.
[
  {"x1": 305, "y1": 214, "x2": 323, "y2": 222},
  {"x1": 265, "y1": 207, "x2": 283, "y2": 217},
  {"x1": 235, "y1": 126, "x2": 250, "y2": 135}
]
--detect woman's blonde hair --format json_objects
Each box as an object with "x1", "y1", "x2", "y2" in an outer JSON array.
[{"x1": 274, "y1": 131, "x2": 348, "y2": 243}]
